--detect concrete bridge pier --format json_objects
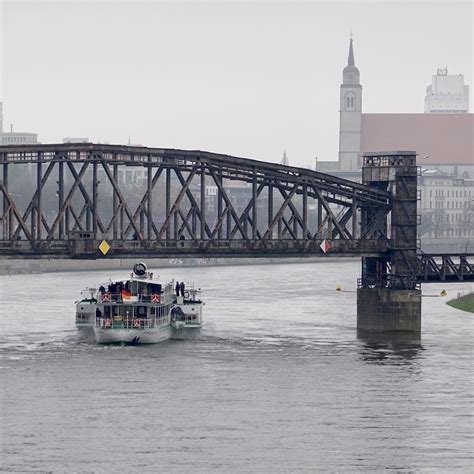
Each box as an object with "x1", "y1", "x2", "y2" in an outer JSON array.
[
  {"x1": 357, "y1": 151, "x2": 421, "y2": 333},
  {"x1": 357, "y1": 287, "x2": 421, "y2": 332}
]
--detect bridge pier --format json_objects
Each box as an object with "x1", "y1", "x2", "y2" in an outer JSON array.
[
  {"x1": 357, "y1": 287, "x2": 421, "y2": 332},
  {"x1": 357, "y1": 151, "x2": 421, "y2": 333}
]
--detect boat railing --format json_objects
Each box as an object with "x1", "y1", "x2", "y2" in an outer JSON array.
[
  {"x1": 98, "y1": 292, "x2": 167, "y2": 304},
  {"x1": 96, "y1": 315, "x2": 170, "y2": 330}
]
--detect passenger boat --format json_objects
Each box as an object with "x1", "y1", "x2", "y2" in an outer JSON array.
[
  {"x1": 171, "y1": 287, "x2": 204, "y2": 339},
  {"x1": 74, "y1": 263, "x2": 203, "y2": 344},
  {"x1": 75, "y1": 288, "x2": 98, "y2": 337}
]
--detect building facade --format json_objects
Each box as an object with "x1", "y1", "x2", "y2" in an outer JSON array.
[
  {"x1": 424, "y1": 68, "x2": 469, "y2": 113},
  {"x1": 419, "y1": 170, "x2": 474, "y2": 248}
]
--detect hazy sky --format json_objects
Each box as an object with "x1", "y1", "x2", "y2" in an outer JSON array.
[{"x1": 1, "y1": 1, "x2": 472, "y2": 167}]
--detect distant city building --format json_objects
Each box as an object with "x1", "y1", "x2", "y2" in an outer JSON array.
[
  {"x1": 0, "y1": 102, "x2": 38, "y2": 145},
  {"x1": 424, "y1": 68, "x2": 469, "y2": 113},
  {"x1": 63, "y1": 137, "x2": 90, "y2": 143},
  {"x1": 205, "y1": 185, "x2": 218, "y2": 212},
  {"x1": 419, "y1": 169, "x2": 474, "y2": 241},
  {"x1": 203, "y1": 180, "x2": 269, "y2": 219},
  {"x1": 319, "y1": 40, "x2": 473, "y2": 177}
]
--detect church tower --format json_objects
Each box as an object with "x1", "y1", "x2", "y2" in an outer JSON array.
[{"x1": 339, "y1": 38, "x2": 362, "y2": 171}]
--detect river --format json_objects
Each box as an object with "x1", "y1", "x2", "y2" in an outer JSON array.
[{"x1": 1, "y1": 261, "x2": 473, "y2": 472}]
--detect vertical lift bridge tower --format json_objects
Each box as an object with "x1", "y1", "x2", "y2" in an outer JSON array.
[{"x1": 357, "y1": 151, "x2": 421, "y2": 332}]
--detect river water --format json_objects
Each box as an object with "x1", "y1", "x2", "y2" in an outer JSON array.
[{"x1": 0, "y1": 261, "x2": 473, "y2": 472}]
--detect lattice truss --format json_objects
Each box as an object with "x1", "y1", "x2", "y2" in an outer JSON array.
[
  {"x1": 0, "y1": 145, "x2": 392, "y2": 254},
  {"x1": 419, "y1": 253, "x2": 474, "y2": 282}
]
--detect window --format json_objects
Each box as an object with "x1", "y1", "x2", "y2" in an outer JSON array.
[{"x1": 345, "y1": 93, "x2": 356, "y2": 110}]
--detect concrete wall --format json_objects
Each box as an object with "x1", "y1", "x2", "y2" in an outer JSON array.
[
  {"x1": 357, "y1": 287, "x2": 422, "y2": 332},
  {"x1": 0, "y1": 256, "x2": 358, "y2": 275}
]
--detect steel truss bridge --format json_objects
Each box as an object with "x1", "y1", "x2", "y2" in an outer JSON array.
[{"x1": 0, "y1": 143, "x2": 472, "y2": 284}]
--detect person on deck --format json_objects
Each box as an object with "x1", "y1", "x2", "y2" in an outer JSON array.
[
  {"x1": 180, "y1": 281, "x2": 185, "y2": 297},
  {"x1": 175, "y1": 281, "x2": 180, "y2": 297}
]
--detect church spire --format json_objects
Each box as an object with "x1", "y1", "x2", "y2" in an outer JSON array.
[
  {"x1": 343, "y1": 35, "x2": 360, "y2": 85},
  {"x1": 348, "y1": 38, "x2": 355, "y2": 66}
]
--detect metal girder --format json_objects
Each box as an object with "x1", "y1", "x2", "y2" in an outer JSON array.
[
  {"x1": 0, "y1": 182, "x2": 33, "y2": 242},
  {"x1": 208, "y1": 167, "x2": 249, "y2": 241},
  {"x1": 312, "y1": 186, "x2": 351, "y2": 240},
  {"x1": 100, "y1": 160, "x2": 143, "y2": 240},
  {"x1": 65, "y1": 159, "x2": 106, "y2": 234},
  {"x1": 173, "y1": 166, "x2": 213, "y2": 240},
  {"x1": 46, "y1": 161, "x2": 90, "y2": 240},
  {"x1": 228, "y1": 181, "x2": 265, "y2": 239},
  {"x1": 261, "y1": 184, "x2": 298, "y2": 241},
  {"x1": 158, "y1": 163, "x2": 199, "y2": 239},
  {"x1": 0, "y1": 143, "x2": 424, "y2": 261},
  {"x1": 0, "y1": 143, "x2": 390, "y2": 203},
  {"x1": 123, "y1": 166, "x2": 163, "y2": 238},
  {"x1": 418, "y1": 253, "x2": 474, "y2": 282}
]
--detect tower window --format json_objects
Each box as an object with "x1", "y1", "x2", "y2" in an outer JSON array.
[{"x1": 345, "y1": 93, "x2": 356, "y2": 110}]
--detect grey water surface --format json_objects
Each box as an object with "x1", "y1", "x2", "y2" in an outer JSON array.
[{"x1": 1, "y1": 261, "x2": 473, "y2": 472}]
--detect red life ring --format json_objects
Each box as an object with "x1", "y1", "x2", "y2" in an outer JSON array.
[
  {"x1": 104, "y1": 319, "x2": 112, "y2": 328},
  {"x1": 133, "y1": 319, "x2": 140, "y2": 329},
  {"x1": 102, "y1": 292, "x2": 111, "y2": 302},
  {"x1": 151, "y1": 293, "x2": 160, "y2": 303}
]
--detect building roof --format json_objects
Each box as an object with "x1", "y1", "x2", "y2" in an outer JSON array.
[{"x1": 361, "y1": 113, "x2": 473, "y2": 165}]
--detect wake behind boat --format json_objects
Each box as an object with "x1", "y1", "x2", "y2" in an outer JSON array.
[{"x1": 75, "y1": 263, "x2": 203, "y2": 344}]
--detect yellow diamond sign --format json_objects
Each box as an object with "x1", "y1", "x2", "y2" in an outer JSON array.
[{"x1": 99, "y1": 240, "x2": 111, "y2": 255}]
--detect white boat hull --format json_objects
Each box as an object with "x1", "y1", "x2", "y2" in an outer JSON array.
[
  {"x1": 171, "y1": 302, "x2": 203, "y2": 340},
  {"x1": 171, "y1": 323, "x2": 202, "y2": 339},
  {"x1": 76, "y1": 324, "x2": 95, "y2": 338},
  {"x1": 94, "y1": 325, "x2": 172, "y2": 344}
]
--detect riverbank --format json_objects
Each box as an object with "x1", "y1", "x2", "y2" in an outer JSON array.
[
  {"x1": 447, "y1": 293, "x2": 474, "y2": 313},
  {"x1": 0, "y1": 255, "x2": 358, "y2": 275}
]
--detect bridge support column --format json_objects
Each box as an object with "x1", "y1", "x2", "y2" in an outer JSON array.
[
  {"x1": 2, "y1": 162, "x2": 10, "y2": 239},
  {"x1": 357, "y1": 287, "x2": 421, "y2": 332},
  {"x1": 357, "y1": 151, "x2": 421, "y2": 333}
]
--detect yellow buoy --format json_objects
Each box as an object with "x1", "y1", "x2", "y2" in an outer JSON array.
[
  {"x1": 336, "y1": 284, "x2": 342, "y2": 292},
  {"x1": 440, "y1": 289, "x2": 447, "y2": 297}
]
